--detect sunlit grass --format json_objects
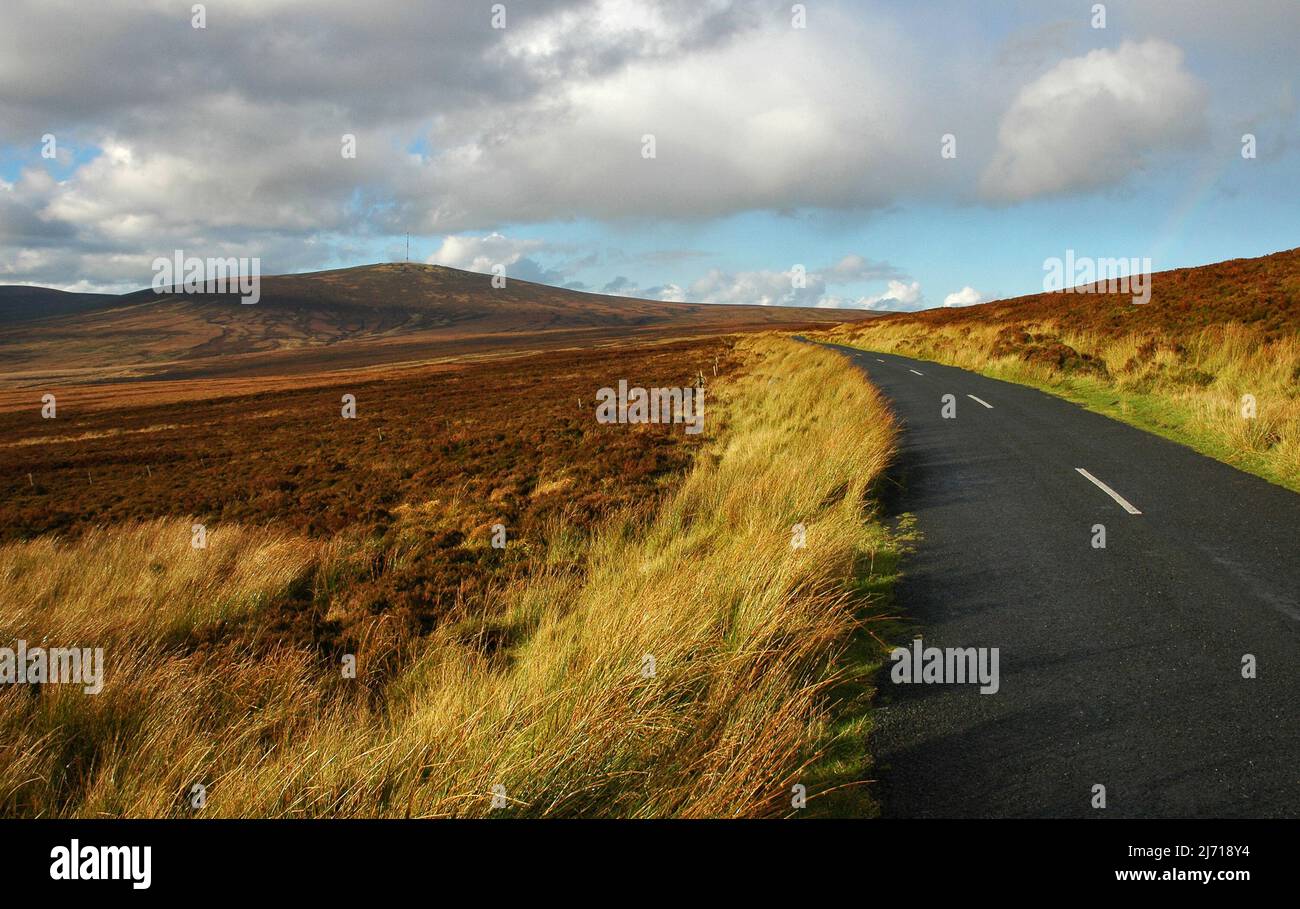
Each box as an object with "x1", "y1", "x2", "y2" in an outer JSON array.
[{"x1": 0, "y1": 336, "x2": 900, "y2": 817}]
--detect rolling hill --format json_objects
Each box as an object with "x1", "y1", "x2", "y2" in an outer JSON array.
[
  {"x1": 0, "y1": 262, "x2": 882, "y2": 399},
  {"x1": 851, "y1": 246, "x2": 1300, "y2": 341}
]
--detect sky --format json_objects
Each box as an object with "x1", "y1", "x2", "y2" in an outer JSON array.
[{"x1": 0, "y1": 0, "x2": 1297, "y2": 310}]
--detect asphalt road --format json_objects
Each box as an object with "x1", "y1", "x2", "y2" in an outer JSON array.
[{"x1": 815, "y1": 341, "x2": 1299, "y2": 818}]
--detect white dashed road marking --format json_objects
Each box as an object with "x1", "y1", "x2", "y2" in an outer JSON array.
[
  {"x1": 1075, "y1": 468, "x2": 1142, "y2": 515},
  {"x1": 909, "y1": 369, "x2": 924, "y2": 376},
  {"x1": 967, "y1": 395, "x2": 993, "y2": 409}
]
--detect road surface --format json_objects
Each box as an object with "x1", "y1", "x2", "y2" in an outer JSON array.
[{"x1": 815, "y1": 341, "x2": 1299, "y2": 818}]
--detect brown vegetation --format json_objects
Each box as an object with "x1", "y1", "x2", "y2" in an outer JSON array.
[
  {"x1": 1, "y1": 339, "x2": 733, "y2": 660},
  {"x1": 826, "y1": 247, "x2": 1300, "y2": 490},
  {"x1": 1, "y1": 339, "x2": 724, "y2": 542}
]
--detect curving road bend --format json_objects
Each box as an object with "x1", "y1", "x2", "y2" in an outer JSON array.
[{"x1": 813, "y1": 340, "x2": 1299, "y2": 818}]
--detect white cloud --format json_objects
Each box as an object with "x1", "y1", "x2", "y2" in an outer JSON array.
[
  {"x1": 813, "y1": 280, "x2": 924, "y2": 310},
  {"x1": 414, "y1": 5, "x2": 926, "y2": 228},
  {"x1": 425, "y1": 232, "x2": 573, "y2": 285},
  {"x1": 859, "y1": 280, "x2": 924, "y2": 310},
  {"x1": 682, "y1": 256, "x2": 916, "y2": 309},
  {"x1": 943, "y1": 285, "x2": 985, "y2": 307},
  {"x1": 981, "y1": 40, "x2": 1207, "y2": 201},
  {"x1": 688, "y1": 267, "x2": 823, "y2": 307},
  {"x1": 427, "y1": 232, "x2": 547, "y2": 273},
  {"x1": 589, "y1": 275, "x2": 688, "y2": 302},
  {"x1": 655, "y1": 283, "x2": 685, "y2": 303}
]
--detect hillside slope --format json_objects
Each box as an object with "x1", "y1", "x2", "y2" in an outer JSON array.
[
  {"x1": 826, "y1": 246, "x2": 1300, "y2": 490},
  {"x1": 0, "y1": 286, "x2": 121, "y2": 322}
]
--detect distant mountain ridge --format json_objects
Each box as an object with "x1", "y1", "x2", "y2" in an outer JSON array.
[
  {"x1": 3, "y1": 261, "x2": 866, "y2": 329},
  {"x1": 0, "y1": 285, "x2": 121, "y2": 323},
  {"x1": 0, "y1": 262, "x2": 882, "y2": 388}
]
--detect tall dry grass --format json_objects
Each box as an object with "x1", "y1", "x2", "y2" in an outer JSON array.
[
  {"x1": 0, "y1": 336, "x2": 897, "y2": 817},
  {"x1": 0, "y1": 521, "x2": 325, "y2": 646},
  {"x1": 831, "y1": 319, "x2": 1300, "y2": 491}
]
